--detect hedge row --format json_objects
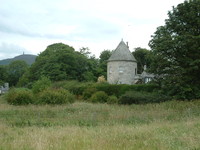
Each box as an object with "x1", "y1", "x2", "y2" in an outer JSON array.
[
  {"x1": 5, "y1": 79, "x2": 168, "y2": 105},
  {"x1": 52, "y1": 81, "x2": 159, "y2": 97},
  {"x1": 119, "y1": 91, "x2": 170, "y2": 104},
  {"x1": 51, "y1": 81, "x2": 168, "y2": 104}
]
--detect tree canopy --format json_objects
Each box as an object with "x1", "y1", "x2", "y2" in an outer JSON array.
[
  {"x1": 98, "y1": 50, "x2": 112, "y2": 78},
  {"x1": 149, "y1": 0, "x2": 200, "y2": 99},
  {"x1": 132, "y1": 47, "x2": 152, "y2": 74},
  {"x1": 0, "y1": 65, "x2": 7, "y2": 85},
  {"x1": 28, "y1": 43, "x2": 99, "y2": 82},
  {"x1": 7, "y1": 60, "x2": 28, "y2": 86}
]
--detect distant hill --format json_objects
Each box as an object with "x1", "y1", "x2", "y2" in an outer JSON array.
[{"x1": 0, "y1": 54, "x2": 37, "y2": 65}]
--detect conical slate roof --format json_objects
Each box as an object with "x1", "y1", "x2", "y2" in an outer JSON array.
[{"x1": 108, "y1": 40, "x2": 136, "y2": 62}]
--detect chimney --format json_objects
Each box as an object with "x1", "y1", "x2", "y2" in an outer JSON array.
[{"x1": 126, "y1": 42, "x2": 129, "y2": 49}]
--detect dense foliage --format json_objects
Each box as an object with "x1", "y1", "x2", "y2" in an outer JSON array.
[
  {"x1": 32, "y1": 76, "x2": 52, "y2": 94},
  {"x1": 37, "y1": 88, "x2": 75, "y2": 105},
  {"x1": 132, "y1": 47, "x2": 152, "y2": 74},
  {"x1": 0, "y1": 65, "x2": 7, "y2": 84},
  {"x1": 98, "y1": 50, "x2": 112, "y2": 77},
  {"x1": 15, "y1": 43, "x2": 112, "y2": 85},
  {"x1": 52, "y1": 80, "x2": 159, "y2": 100},
  {"x1": 0, "y1": 60, "x2": 28, "y2": 86},
  {"x1": 149, "y1": 0, "x2": 200, "y2": 100},
  {"x1": 90, "y1": 91, "x2": 109, "y2": 103},
  {"x1": 119, "y1": 91, "x2": 169, "y2": 105},
  {"x1": 29, "y1": 43, "x2": 91, "y2": 81},
  {"x1": 6, "y1": 88, "x2": 34, "y2": 105}
]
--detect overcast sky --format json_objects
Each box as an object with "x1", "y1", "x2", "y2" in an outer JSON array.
[{"x1": 0, "y1": 0, "x2": 185, "y2": 60}]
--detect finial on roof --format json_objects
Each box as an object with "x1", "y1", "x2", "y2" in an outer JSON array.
[
  {"x1": 126, "y1": 42, "x2": 129, "y2": 49},
  {"x1": 121, "y1": 38, "x2": 123, "y2": 41}
]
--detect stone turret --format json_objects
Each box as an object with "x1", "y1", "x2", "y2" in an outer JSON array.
[{"x1": 107, "y1": 40, "x2": 137, "y2": 84}]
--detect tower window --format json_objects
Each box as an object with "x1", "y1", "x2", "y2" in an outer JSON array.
[
  {"x1": 109, "y1": 66, "x2": 112, "y2": 74},
  {"x1": 119, "y1": 66, "x2": 123, "y2": 73}
]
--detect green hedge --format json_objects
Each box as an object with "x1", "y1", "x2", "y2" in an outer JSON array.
[
  {"x1": 52, "y1": 81, "x2": 159, "y2": 99},
  {"x1": 93, "y1": 83, "x2": 159, "y2": 97},
  {"x1": 119, "y1": 91, "x2": 170, "y2": 105}
]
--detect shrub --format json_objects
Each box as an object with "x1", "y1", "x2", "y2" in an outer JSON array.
[
  {"x1": 107, "y1": 95, "x2": 118, "y2": 104},
  {"x1": 119, "y1": 91, "x2": 170, "y2": 105},
  {"x1": 6, "y1": 88, "x2": 34, "y2": 105},
  {"x1": 32, "y1": 76, "x2": 51, "y2": 94},
  {"x1": 94, "y1": 83, "x2": 159, "y2": 97},
  {"x1": 37, "y1": 88, "x2": 75, "y2": 104},
  {"x1": 52, "y1": 81, "x2": 94, "y2": 96},
  {"x1": 97, "y1": 76, "x2": 107, "y2": 83},
  {"x1": 90, "y1": 91, "x2": 108, "y2": 103},
  {"x1": 83, "y1": 87, "x2": 97, "y2": 100},
  {"x1": 95, "y1": 84, "x2": 121, "y2": 97}
]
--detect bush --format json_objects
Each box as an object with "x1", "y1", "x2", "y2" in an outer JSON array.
[
  {"x1": 97, "y1": 76, "x2": 107, "y2": 83},
  {"x1": 37, "y1": 88, "x2": 75, "y2": 104},
  {"x1": 94, "y1": 83, "x2": 159, "y2": 97},
  {"x1": 107, "y1": 95, "x2": 118, "y2": 104},
  {"x1": 32, "y1": 76, "x2": 51, "y2": 94},
  {"x1": 119, "y1": 91, "x2": 170, "y2": 105},
  {"x1": 83, "y1": 87, "x2": 97, "y2": 100},
  {"x1": 6, "y1": 88, "x2": 34, "y2": 105},
  {"x1": 90, "y1": 91, "x2": 108, "y2": 103},
  {"x1": 52, "y1": 80, "x2": 94, "y2": 96}
]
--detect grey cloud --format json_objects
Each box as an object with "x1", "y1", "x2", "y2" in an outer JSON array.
[{"x1": 0, "y1": 0, "x2": 121, "y2": 41}]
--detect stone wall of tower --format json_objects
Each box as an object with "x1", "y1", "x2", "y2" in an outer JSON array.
[{"x1": 107, "y1": 61, "x2": 137, "y2": 85}]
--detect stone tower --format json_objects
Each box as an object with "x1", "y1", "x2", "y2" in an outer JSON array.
[{"x1": 107, "y1": 40, "x2": 137, "y2": 84}]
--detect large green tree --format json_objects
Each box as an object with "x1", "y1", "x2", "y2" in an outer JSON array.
[
  {"x1": 132, "y1": 47, "x2": 152, "y2": 74},
  {"x1": 149, "y1": 0, "x2": 200, "y2": 99},
  {"x1": 7, "y1": 60, "x2": 28, "y2": 86},
  {"x1": 79, "y1": 47, "x2": 99, "y2": 81},
  {"x1": 98, "y1": 50, "x2": 112, "y2": 78},
  {"x1": 28, "y1": 43, "x2": 96, "y2": 82},
  {"x1": 0, "y1": 65, "x2": 8, "y2": 85}
]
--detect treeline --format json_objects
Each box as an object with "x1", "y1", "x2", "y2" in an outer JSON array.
[
  {"x1": 0, "y1": 44, "x2": 109, "y2": 86},
  {"x1": 0, "y1": 43, "x2": 151, "y2": 87}
]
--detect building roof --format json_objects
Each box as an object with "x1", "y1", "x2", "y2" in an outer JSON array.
[{"x1": 108, "y1": 40, "x2": 136, "y2": 62}]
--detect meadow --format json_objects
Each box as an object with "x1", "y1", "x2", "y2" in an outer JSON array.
[{"x1": 0, "y1": 96, "x2": 200, "y2": 150}]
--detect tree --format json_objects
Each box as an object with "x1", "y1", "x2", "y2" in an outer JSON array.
[
  {"x1": 79, "y1": 47, "x2": 91, "y2": 58},
  {"x1": 28, "y1": 43, "x2": 98, "y2": 82},
  {"x1": 98, "y1": 50, "x2": 112, "y2": 78},
  {"x1": 149, "y1": 0, "x2": 200, "y2": 99},
  {"x1": 7, "y1": 60, "x2": 28, "y2": 86},
  {"x1": 132, "y1": 47, "x2": 152, "y2": 74},
  {"x1": 0, "y1": 65, "x2": 8, "y2": 84}
]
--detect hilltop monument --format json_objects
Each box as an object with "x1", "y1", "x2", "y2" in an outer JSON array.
[{"x1": 107, "y1": 40, "x2": 137, "y2": 84}]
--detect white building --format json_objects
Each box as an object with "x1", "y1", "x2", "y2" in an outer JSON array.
[
  {"x1": 107, "y1": 40, "x2": 137, "y2": 84},
  {"x1": 107, "y1": 40, "x2": 154, "y2": 84}
]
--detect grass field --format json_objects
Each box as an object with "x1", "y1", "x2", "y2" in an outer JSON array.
[{"x1": 0, "y1": 96, "x2": 200, "y2": 150}]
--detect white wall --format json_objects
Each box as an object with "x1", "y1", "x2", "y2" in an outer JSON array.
[{"x1": 107, "y1": 61, "x2": 137, "y2": 84}]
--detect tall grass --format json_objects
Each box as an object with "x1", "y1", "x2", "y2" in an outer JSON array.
[{"x1": 0, "y1": 96, "x2": 200, "y2": 149}]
